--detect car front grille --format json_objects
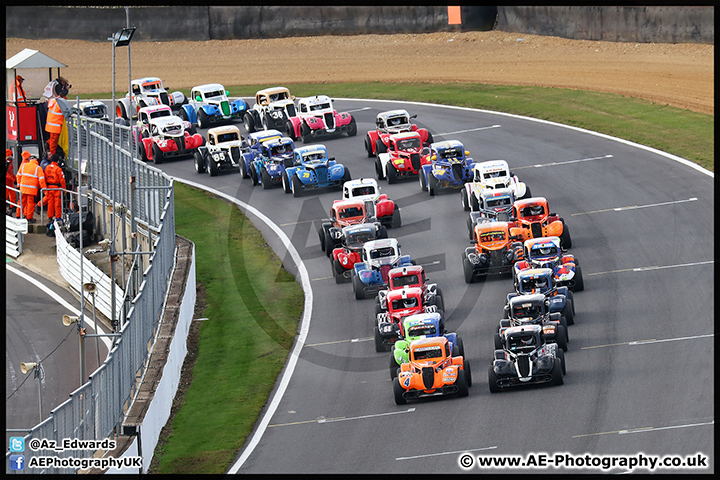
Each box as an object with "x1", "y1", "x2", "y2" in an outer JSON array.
[
  {"x1": 410, "y1": 153, "x2": 421, "y2": 171},
  {"x1": 452, "y1": 163, "x2": 463, "y2": 181},
  {"x1": 313, "y1": 165, "x2": 327, "y2": 182},
  {"x1": 531, "y1": 222, "x2": 543, "y2": 238},
  {"x1": 221, "y1": 101, "x2": 230, "y2": 116},
  {"x1": 160, "y1": 92, "x2": 169, "y2": 106},
  {"x1": 287, "y1": 104, "x2": 297, "y2": 117},
  {"x1": 323, "y1": 112, "x2": 335, "y2": 129},
  {"x1": 517, "y1": 354, "x2": 530, "y2": 377},
  {"x1": 422, "y1": 367, "x2": 435, "y2": 390}
]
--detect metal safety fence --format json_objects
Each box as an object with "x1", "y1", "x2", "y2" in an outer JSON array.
[{"x1": 7, "y1": 112, "x2": 176, "y2": 474}]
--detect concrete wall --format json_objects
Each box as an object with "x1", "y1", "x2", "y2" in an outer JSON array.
[
  {"x1": 496, "y1": 6, "x2": 714, "y2": 44},
  {"x1": 5, "y1": 6, "x2": 496, "y2": 41}
]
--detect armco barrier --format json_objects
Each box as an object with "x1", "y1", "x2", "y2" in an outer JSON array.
[{"x1": 496, "y1": 5, "x2": 714, "y2": 44}]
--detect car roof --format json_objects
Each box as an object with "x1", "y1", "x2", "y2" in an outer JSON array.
[
  {"x1": 509, "y1": 293, "x2": 546, "y2": 306},
  {"x1": 474, "y1": 160, "x2": 510, "y2": 171},
  {"x1": 387, "y1": 286, "x2": 424, "y2": 299},
  {"x1": 389, "y1": 265, "x2": 424, "y2": 276},
  {"x1": 193, "y1": 83, "x2": 226, "y2": 92},
  {"x1": 403, "y1": 312, "x2": 441, "y2": 327},
  {"x1": 207, "y1": 125, "x2": 241, "y2": 135},
  {"x1": 410, "y1": 336, "x2": 448, "y2": 350},
  {"x1": 505, "y1": 324, "x2": 542, "y2": 336},
  {"x1": 344, "y1": 177, "x2": 378, "y2": 188},
  {"x1": 248, "y1": 129, "x2": 283, "y2": 141},
  {"x1": 342, "y1": 223, "x2": 375, "y2": 235},
  {"x1": 333, "y1": 198, "x2": 366, "y2": 209},
  {"x1": 364, "y1": 238, "x2": 398, "y2": 250},
  {"x1": 138, "y1": 104, "x2": 172, "y2": 114},
  {"x1": 431, "y1": 140, "x2": 464, "y2": 150},
  {"x1": 296, "y1": 144, "x2": 328, "y2": 156},
  {"x1": 150, "y1": 115, "x2": 184, "y2": 126},
  {"x1": 301, "y1": 95, "x2": 331, "y2": 105},
  {"x1": 390, "y1": 131, "x2": 421, "y2": 140},
  {"x1": 518, "y1": 268, "x2": 554, "y2": 278},
  {"x1": 256, "y1": 86, "x2": 291, "y2": 96},
  {"x1": 524, "y1": 236, "x2": 561, "y2": 250},
  {"x1": 475, "y1": 221, "x2": 510, "y2": 234},
  {"x1": 514, "y1": 197, "x2": 548, "y2": 208}
]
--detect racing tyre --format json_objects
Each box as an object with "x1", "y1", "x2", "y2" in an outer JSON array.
[
  {"x1": 559, "y1": 219, "x2": 572, "y2": 249},
  {"x1": 455, "y1": 365, "x2": 469, "y2": 397},
  {"x1": 301, "y1": 123, "x2": 312, "y2": 143},
  {"x1": 571, "y1": 264, "x2": 585, "y2": 291},
  {"x1": 387, "y1": 163, "x2": 398, "y2": 184},
  {"x1": 470, "y1": 194, "x2": 479, "y2": 212},
  {"x1": 117, "y1": 102, "x2": 128, "y2": 121},
  {"x1": 324, "y1": 231, "x2": 335, "y2": 256},
  {"x1": 375, "y1": 158, "x2": 385, "y2": 180},
  {"x1": 428, "y1": 174, "x2": 438, "y2": 196},
  {"x1": 494, "y1": 332, "x2": 503, "y2": 350},
  {"x1": 375, "y1": 138, "x2": 387, "y2": 155},
  {"x1": 198, "y1": 110, "x2": 209, "y2": 129},
  {"x1": 562, "y1": 298, "x2": 575, "y2": 325},
  {"x1": 243, "y1": 112, "x2": 256, "y2": 133},
  {"x1": 261, "y1": 167, "x2": 272, "y2": 189},
  {"x1": 390, "y1": 208, "x2": 401, "y2": 229},
  {"x1": 377, "y1": 225, "x2": 388, "y2": 239},
  {"x1": 248, "y1": 164, "x2": 259, "y2": 186},
  {"x1": 555, "y1": 325, "x2": 568, "y2": 352},
  {"x1": 208, "y1": 158, "x2": 219, "y2": 177},
  {"x1": 347, "y1": 117, "x2": 357, "y2": 137},
  {"x1": 151, "y1": 143, "x2": 164, "y2": 165},
  {"x1": 285, "y1": 121, "x2": 295, "y2": 140},
  {"x1": 488, "y1": 366, "x2": 502, "y2": 393},
  {"x1": 419, "y1": 171, "x2": 427, "y2": 191},
  {"x1": 194, "y1": 151, "x2": 206, "y2": 173},
  {"x1": 463, "y1": 256, "x2": 475, "y2": 284},
  {"x1": 318, "y1": 226, "x2": 327, "y2": 252},
  {"x1": 522, "y1": 186, "x2": 532, "y2": 199},
  {"x1": 281, "y1": 171, "x2": 292, "y2": 193},
  {"x1": 353, "y1": 274, "x2": 366, "y2": 300},
  {"x1": 393, "y1": 377, "x2": 407, "y2": 405},
  {"x1": 557, "y1": 348, "x2": 567, "y2": 375},
  {"x1": 373, "y1": 326, "x2": 385, "y2": 352},
  {"x1": 456, "y1": 336, "x2": 465, "y2": 358},
  {"x1": 138, "y1": 142, "x2": 148, "y2": 162},
  {"x1": 464, "y1": 359, "x2": 472, "y2": 387},
  {"x1": 365, "y1": 135, "x2": 374, "y2": 158},
  {"x1": 551, "y1": 358, "x2": 564, "y2": 386},
  {"x1": 461, "y1": 189, "x2": 470, "y2": 211},
  {"x1": 291, "y1": 174, "x2": 303, "y2": 197}
]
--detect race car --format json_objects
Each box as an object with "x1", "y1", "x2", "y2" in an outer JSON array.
[
  {"x1": 419, "y1": 140, "x2": 476, "y2": 196},
  {"x1": 248, "y1": 136, "x2": 295, "y2": 189},
  {"x1": 505, "y1": 267, "x2": 575, "y2": 326},
  {"x1": 330, "y1": 223, "x2": 388, "y2": 283},
  {"x1": 116, "y1": 76, "x2": 186, "y2": 121},
  {"x1": 364, "y1": 109, "x2": 433, "y2": 157},
  {"x1": 244, "y1": 86, "x2": 297, "y2": 134},
  {"x1": 352, "y1": 238, "x2": 413, "y2": 300},
  {"x1": 488, "y1": 324, "x2": 565, "y2": 393},
  {"x1": 287, "y1": 95, "x2": 357, "y2": 142},
  {"x1": 135, "y1": 108, "x2": 204, "y2": 164},
  {"x1": 393, "y1": 336, "x2": 471, "y2": 404},
  {"x1": 462, "y1": 220, "x2": 524, "y2": 283},
  {"x1": 511, "y1": 197, "x2": 572, "y2": 249},
  {"x1": 389, "y1": 312, "x2": 463, "y2": 379},
  {"x1": 180, "y1": 83, "x2": 247, "y2": 128},
  {"x1": 461, "y1": 160, "x2": 531, "y2": 210},
  {"x1": 193, "y1": 125, "x2": 246, "y2": 176},
  {"x1": 465, "y1": 187, "x2": 516, "y2": 239},
  {"x1": 282, "y1": 144, "x2": 351, "y2": 197},
  {"x1": 318, "y1": 198, "x2": 378, "y2": 254},
  {"x1": 375, "y1": 265, "x2": 444, "y2": 317},
  {"x1": 341, "y1": 177, "x2": 401, "y2": 229},
  {"x1": 373, "y1": 286, "x2": 443, "y2": 352},
  {"x1": 513, "y1": 236, "x2": 584, "y2": 292},
  {"x1": 238, "y1": 129, "x2": 286, "y2": 180},
  {"x1": 374, "y1": 131, "x2": 433, "y2": 183},
  {"x1": 495, "y1": 293, "x2": 568, "y2": 352}
]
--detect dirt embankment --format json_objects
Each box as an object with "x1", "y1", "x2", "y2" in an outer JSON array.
[{"x1": 6, "y1": 31, "x2": 714, "y2": 115}]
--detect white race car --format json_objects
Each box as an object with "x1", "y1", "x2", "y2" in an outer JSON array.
[{"x1": 461, "y1": 159, "x2": 531, "y2": 211}]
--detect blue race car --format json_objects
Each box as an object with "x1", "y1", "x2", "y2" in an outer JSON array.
[
  {"x1": 419, "y1": 140, "x2": 476, "y2": 196},
  {"x1": 180, "y1": 83, "x2": 247, "y2": 129},
  {"x1": 282, "y1": 144, "x2": 351, "y2": 197},
  {"x1": 239, "y1": 129, "x2": 284, "y2": 179},
  {"x1": 352, "y1": 238, "x2": 413, "y2": 300},
  {"x1": 246, "y1": 136, "x2": 295, "y2": 189}
]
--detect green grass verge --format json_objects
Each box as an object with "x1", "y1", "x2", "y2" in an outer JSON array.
[
  {"x1": 142, "y1": 81, "x2": 712, "y2": 474},
  {"x1": 149, "y1": 184, "x2": 303, "y2": 474},
  {"x1": 87, "y1": 82, "x2": 713, "y2": 171}
]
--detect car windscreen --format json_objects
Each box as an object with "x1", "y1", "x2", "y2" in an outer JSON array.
[
  {"x1": 217, "y1": 132, "x2": 239, "y2": 143},
  {"x1": 346, "y1": 231, "x2": 374, "y2": 245},
  {"x1": 390, "y1": 274, "x2": 419, "y2": 288},
  {"x1": 483, "y1": 170, "x2": 506, "y2": 179},
  {"x1": 479, "y1": 231, "x2": 506, "y2": 243},
  {"x1": 397, "y1": 138, "x2": 421, "y2": 150},
  {"x1": 352, "y1": 186, "x2": 376, "y2": 197},
  {"x1": 413, "y1": 346, "x2": 443, "y2": 360},
  {"x1": 512, "y1": 304, "x2": 542, "y2": 319},
  {"x1": 370, "y1": 247, "x2": 396, "y2": 259},
  {"x1": 309, "y1": 103, "x2": 331, "y2": 111},
  {"x1": 338, "y1": 207, "x2": 364, "y2": 219},
  {"x1": 439, "y1": 148, "x2": 462, "y2": 159},
  {"x1": 521, "y1": 205, "x2": 545, "y2": 217},
  {"x1": 150, "y1": 110, "x2": 172, "y2": 119},
  {"x1": 205, "y1": 90, "x2": 225, "y2": 99},
  {"x1": 407, "y1": 324, "x2": 436, "y2": 337},
  {"x1": 391, "y1": 297, "x2": 418, "y2": 310}
]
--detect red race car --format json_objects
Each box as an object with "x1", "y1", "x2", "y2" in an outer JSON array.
[{"x1": 364, "y1": 109, "x2": 433, "y2": 157}]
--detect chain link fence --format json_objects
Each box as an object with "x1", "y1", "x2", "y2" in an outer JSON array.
[{"x1": 7, "y1": 112, "x2": 176, "y2": 474}]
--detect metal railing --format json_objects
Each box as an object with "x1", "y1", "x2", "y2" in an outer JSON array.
[{"x1": 7, "y1": 113, "x2": 176, "y2": 473}]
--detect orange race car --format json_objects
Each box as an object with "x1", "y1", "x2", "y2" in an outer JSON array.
[
  {"x1": 462, "y1": 220, "x2": 524, "y2": 283},
  {"x1": 393, "y1": 336, "x2": 472, "y2": 404},
  {"x1": 510, "y1": 197, "x2": 572, "y2": 249}
]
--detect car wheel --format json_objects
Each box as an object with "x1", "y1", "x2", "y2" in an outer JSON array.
[
  {"x1": 340, "y1": 167, "x2": 351, "y2": 185},
  {"x1": 393, "y1": 377, "x2": 407, "y2": 405},
  {"x1": 324, "y1": 231, "x2": 335, "y2": 256},
  {"x1": 243, "y1": 112, "x2": 255, "y2": 133},
  {"x1": 281, "y1": 170, "x2": 291, "y2": 193},
  {"x1": 488, "y1": 366, "x2": 502, "y2": 393},
  {"x1": 365, "y1": 135, "x2": 374, "y2": 158},
  {"x1": 261, "y1": 167, "x2": 272, "y2": 189},
  {"x1": 117, "y1": 102, "x2": 128, "y2": 121},
  {"x1": 318, "y1": 226, "x2": 327, "y2": 251},
  {"x1": 291, "y1": 174, "x2": 303, "y2": 197},
  {"x1": 353, "y1": 273, "x2": 366, "y2": 300},
  {"x1": 461, "y1": 188, "x2": 470, "y2": 211},
  {"x1": 151, "y1": 143, "x2": 164, "y2": 165},
  {"x1": 455, "y1": 364, "x2": 469, "y2": 397},
  {"x1": 373, "y1": 326, "x2": 385, "y2": 353},
  {"x1": 387, "y1": 163, "x2": 398, "y2": 184},
  {"x1": 571, "y1": 264, "x2": 584, "y2": 291},
  {"x1": 551, "y1": 358, "x2": 564, "y2": 386},
  {"x1": 248, "y1": 163, "x2": 259, "y2": 186},
  {"x1": 285, "y1": 121, "x2": 296, "y2": 140},
  {"x1": 301, "y1": 123, "x2": 312, "y2": 143},
  {"x1": 389, "y1": 354, "x2": 400, "y2": 380},
  {"x1": 333, "y1": 259, "x2": 346, "y2": 284},
  {"x1": 375, "y1": 138, "x2": 387, "y2": 155},
  {"x1": 207, "y1": 157, "x2": 219, "y2": 176},
  {"x1": 456, "y1": 336, "x2": 465, "y2": 358},
  {"x1": 194, "y1": 151, "x2": 206, "y2": 173},
  {"x1": 138, "y1": 141, "x2": 148, "y2": 162},
  {"x1": 428, "y1": 173, "x2": 438, "y2": 196},
  {"x1": 559, "y1": 219, "x2": 572, "y2": 249},
  {"x1": 390, "y1": 208, "x2": 401, "y2": 229},
  {"x1": 419, "y1": 170, "x2": 427, "y2": 191},
  {"x1": 347, "y1": 117, "x2": 357, "y2": 137},
  {"x1": 563, "y1": 298, "x2": 575, "y2": 325},
  {"x1": 494, "y1": 332, "x2": 503, "y2": 350},
  {"x1": 375, "y1": 157, "x2": 385, "y2": 180},
  {"x1": 464, "y1": 359, "x2": 472, "y2": 387},
  {"x1": 557, "y1": 348, "x2": 567, "y2": 375},
  {"x1": 198, "y1": 110, "x2": 209, "y2": 129},
  {"x1": 555, "y1": 325, "x2": 568, "y2": 352},
  {"x1": 463, "y1": 256, "x2": 475, "y2": 284}
]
